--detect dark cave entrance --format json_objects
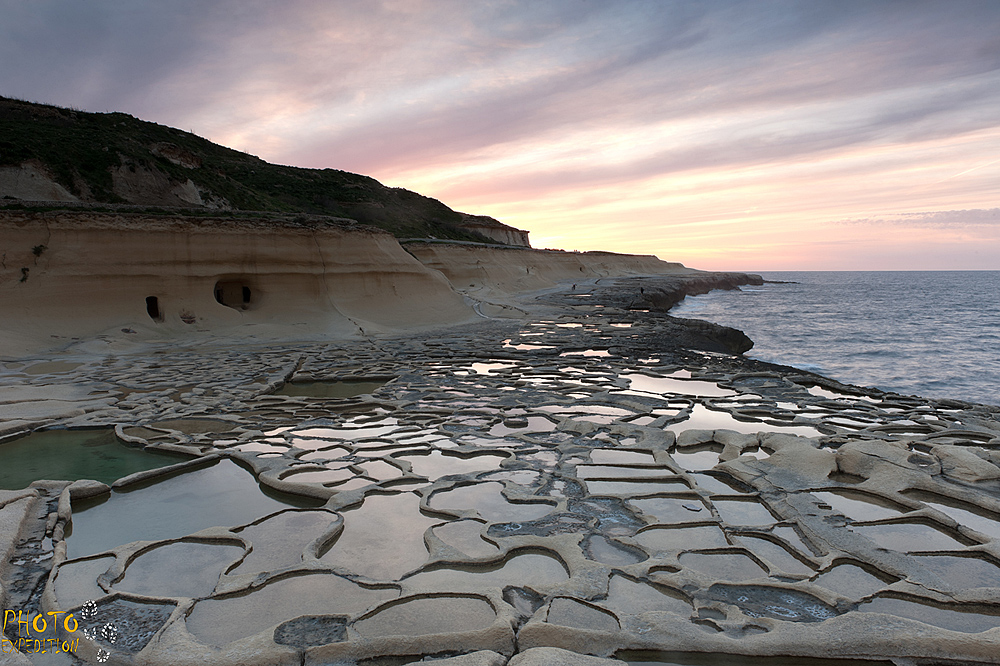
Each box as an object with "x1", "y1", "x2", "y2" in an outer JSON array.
[
  {"x1": 145, "y1": 296, "x2": 163, "y2": 322},
  {"x1": 214, "y1": 280, "x2": 253, "y2": 310}
]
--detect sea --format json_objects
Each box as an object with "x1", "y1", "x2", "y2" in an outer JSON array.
[{"x1": 670, "y1": 271, "x2": 1000, "y2": 407}]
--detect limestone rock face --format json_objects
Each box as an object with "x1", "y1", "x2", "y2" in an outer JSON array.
[
  {"x1": 0, "y1": 211, "x2": 476, "y2": 354},
  {"x1": 456, "y1": 213, "x2": 531, "y2": 247},
  {"x1": 406, "y1": 242, "x2": 691, "y2": 296}
]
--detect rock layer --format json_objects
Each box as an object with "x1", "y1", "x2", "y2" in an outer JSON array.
[{"x1": 0, "y1": 211, "x2": 476, "y2": 355}]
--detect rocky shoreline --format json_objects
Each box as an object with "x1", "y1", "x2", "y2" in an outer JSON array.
[{"x1": 1, "y1": 232, "x2": 999, "y2": 666}]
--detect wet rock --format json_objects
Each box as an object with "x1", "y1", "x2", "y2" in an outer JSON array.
[
  {"x1": 273, "y1": 614, "x2": 348, "y2": 647},
  {"x1": 508, "y1": 646, "x2": 627, "y2": 666},
  {"x1": 704, "y1": 583, "x2": 839, "y2": 622},
  {"x1": 409, "y1": 650, "x2": 507, "y2": 665},
  {"x1": 67, "y1": 478, "x2": 110, "y2": 500}
]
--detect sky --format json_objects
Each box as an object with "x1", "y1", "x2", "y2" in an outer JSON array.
[{"x1": 2, "y1": 0, "x2": 999, "y2": 271}]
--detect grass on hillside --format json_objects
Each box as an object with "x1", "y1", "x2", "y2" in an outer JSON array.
[{"x1": 0, "y1": 96, "x2": 492, "y2": 242}]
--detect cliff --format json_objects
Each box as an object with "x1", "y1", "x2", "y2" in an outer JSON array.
[
  {"x1": 0, "y1": 211, "x2": 476, "y2": 355},
  {"x1": 404, "y1": 242, "x2": 694, "y2": 295},
  {"x1": 0, "y1": 96, "x2": 528, "y2": 245},
  {"x1": 455, "y1": 214, "x2": 530, "y2": 247}
]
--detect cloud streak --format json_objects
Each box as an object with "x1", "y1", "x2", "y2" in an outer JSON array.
[
  {"x1": 2, "y1": 0, "x2": 999, "y2": 269},
  {"x1": 835, "y1": 209, "x2": 1000, "y2": 228}
]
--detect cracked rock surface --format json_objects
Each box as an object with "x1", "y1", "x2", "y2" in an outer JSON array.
[{"x1": 1, "y1": 277, "x2": 1000, "y2": 666}]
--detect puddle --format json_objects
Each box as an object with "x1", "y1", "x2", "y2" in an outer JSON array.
[
  {"x1": 0, "y1": 428, "x2": 190, "y2": 490},
  {"x1": 622, "y1": 374, "x2": 736, "y2": 397},
  {"x1": 293, "y1": 419, "x2": 401, "y2": 440},
  {"x1": 771, "y1": 526, "x2": 815, "y2": 556},
  {"x1": 827, "y1": 417, "x2": 876, "y2": 428},
  {"x1": 430, "y1": 482, "x2": 554, "y2": 523},
  {"x1": 321, "y1": 492, "x2": 437, "y2": 580},
  {"x1": 53, "y1": 556, "x2": 115, "y2": 609},
  {"x1": 636, "y1": 525, "x2": 729, "y2": 552},
  {"x1": 355, "y1": 459, "x2": 402, "y2": 481},
  {"x1": 467, "y1": 362, "x2": 517, "y2": 375},
  {"x1": 231, "y1": 510, "x2": 341, "y2": 575},
  {"x1": 405, "y1": 552, "x2": 568, "y2": 592},
  {"x1": 731, "y1": 536, "x2": 813, "y2": 575},
  {"x1": 586, "y1": 479, "x2": 690, "y2": 496},
  {"x1": 591, "y1": 450, "x2": 657, "y2": 465},
  {"x1": 540, "y1": 405, "x2": 634, "y2": 417},
  {"x1": 913, "y1": 554, "x2": 1000, "y2": 589},
  {"x1": 23, "y1": 361, "x2": 83, "y2": 375},
  {"x1": 671, "y1": 448, "x2": 721, "y2": 472},
  {"x1": 397, "y1": 451, "x2": 506, "y2": 480},
  {"x1": 712, "y1": 499, "x2": 776, "y2": 526},
  {"x1": 547, "y1": 597, "x2": 619, "y2": 631},
  {"x1": 807, "y1": 386, "x2": 879, "y2": 402},
  {"x1": 602, "y1": 575, "x2": 691, "y2": 616},
  {"x1": 282, "y1": 466, "x2": 356, "y2": 485},
  {"x1": 355, "y1": 596, "x2": 495, "y2": 637},
  {"x1": 667, "y1": 405, "x2": 822, "y2": 437},
  {"x1": 810, "y1": 490, "x2": 908, "y2": 522},
  {"x1": 811, "y1": 563, "x2": 892, "y2": 599},
  {"x1": 576, "y1": 464, "x2": 676, "y2": 480},
  {"x1": 690, "y1": 473, "x2": 752, "y2": 494},
  {"x1": 905, "y1": 491, "x2": 1000, "y2": 540},
  {"x1": 502, "y1": 340, "x2": 556, "y2": 351},
  {"x1": 113, "y1": 540, "x2": 244, "y2": 598},
  {"x1": 848, "y1": 521, "x2": 973, "y2": 552},
  {"x1": 857, "y1": 596, "x2": 1000, "y2": 633},
  {"x1": 488, "y1": 416, "x2": 558, "y2": 436},
  {"x1": 274, "y1": 379, "x2": 387, "y2": 398},
  {"x1": 629, "y1": 497, "x2": 708, "y2": 524},
  {"x1": 298, "y1": 446, "x2": 352, "y2": 462},
  {"x1": 560, "y1": 349, "x2": 612, "y2": 357},
  {"x1": 235, "y1": 441, "x2": 289, "y2": 455},
  {"x1": 486, "y1": 470, "x2": 541, "y2": 485},
  {"x1": 66, "y1": 459, "x2": 321, "y2": 559},
  {"x1": 678, "y1": 553, "x2": 766, "y2": 581},
  {"x1": 621, "y1": 653, "x2": 893, "y2": 666},
  {"x1": 584, "y1": 535, "x2": 648, "y2": 565},
  {"x1": 147, "y1": 418, "x2": 237, "y2": 434},
  {"x1": 432, "y1": 520, "x2": 499, "y2": 559},
  {"x1": 187, "y1": 573, "x2": 396, "y2": 646},
  {"x1": 706, "y1": 584, "x2": 838, "y2": 622}
]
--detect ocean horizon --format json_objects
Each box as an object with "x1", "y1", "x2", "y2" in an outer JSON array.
[{"x1": 671, "y1": 270, "x2": 1000, "y2": 407}]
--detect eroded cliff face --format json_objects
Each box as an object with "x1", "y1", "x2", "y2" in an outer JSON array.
[
  {"x1": 404, "y1": 242, "x2": 693, "y2": 295},
  {"x1": 455, "y1": 214, "x2": 531, "y2": 247},
  {"x1": 0, "y1": 212, "x2": 476, "y2": 355},
  {"x1": 0, "y1": 161, "x2": 79, "y2": 203}
]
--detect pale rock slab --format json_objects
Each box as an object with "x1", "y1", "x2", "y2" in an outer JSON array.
[
  {"x1": 508, "y1": 647, "x2": 627, "y2": 666},
  {"x1": 407, "y1": 650, "x2": 507, "y2": 666}
]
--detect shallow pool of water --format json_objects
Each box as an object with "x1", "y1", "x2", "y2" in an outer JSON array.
[
  {"x1": 66, "y1": 459, "x2": 321, "y2": 559},
  {"x1": 621, "y1": 652, "x2": 893, "y2": 666},
  {"x1": 810, "y1": 490, "x2": 908, "y2": 522},
  {"x1": 667, "y1": 405, "x2": 823, "y2": 438},
  {"x1": 275, "y1": 379, "x2": 388, "y2": 398},
  {"x1": 404, "y1": 551, "x2": 568, "y2": 591},
  {"x1": 0, "y1": 428, "x2": 190, "y2": 490},
  {"x1": 622, "y1": 374, "x2": 736, "y2": 397}
]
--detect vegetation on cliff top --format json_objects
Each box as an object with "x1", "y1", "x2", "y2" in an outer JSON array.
[{"x1": 0, "y1": 96, "x2": 496, "y2": 242}]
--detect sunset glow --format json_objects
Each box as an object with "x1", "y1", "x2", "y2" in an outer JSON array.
[{"x1": 3, "y1": 0, "x2": 999, "y2": 270}]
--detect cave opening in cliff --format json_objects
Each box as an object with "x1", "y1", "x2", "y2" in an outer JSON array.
[
  {"x1": 214, "y1": 280, "x2": 253, "y2": 310},
  {"x1": 145, "y1": 296, "x2": 163, "y2": 322}
]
